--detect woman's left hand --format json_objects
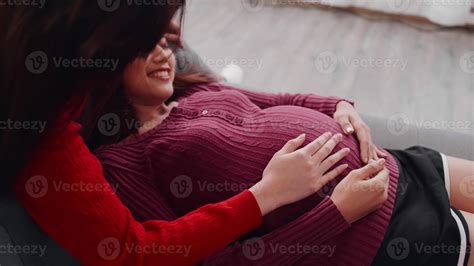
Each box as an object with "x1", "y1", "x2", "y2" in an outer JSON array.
[
  {"x1": 333, "y1": 101, "x2": 387, "y2": 164},
  {"x1": 164, "y1": 20, "x2": 184, "y2": 48}
]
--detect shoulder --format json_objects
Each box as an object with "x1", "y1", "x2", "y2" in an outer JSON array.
[
  {"x1": 11, "y1": 119, "x2": 114, "y2": 204},
  {"x1": 14, "y1": 120, "x2": 102, "y2": 185}
]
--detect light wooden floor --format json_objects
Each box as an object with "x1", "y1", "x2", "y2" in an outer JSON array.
[{"x1": 182, "y1": 0, "x2": 473, "y2": 134}]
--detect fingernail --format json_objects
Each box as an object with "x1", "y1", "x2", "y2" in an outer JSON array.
[
  {"x1": 335, "y1": 133, "x2": 343, "y2": 140},
  {"x1": 299, "y1": 133, "x2": 306, "y2": 139},
  {"x1": 326, "y1": 132, "x2": 332, "y2": 137},
  {"x1": 345, "y1": 126, "x2": 354, "y2": 134},
  {"x1": 378, "y1": 159, "x2": 386, "y2": 165}
]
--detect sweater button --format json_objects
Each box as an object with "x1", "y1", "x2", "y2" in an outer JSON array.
[
  {"x1": 171, "y1": 108, "x2": 178, "y2": 114},
  {"x1": 191, "y1": 111, "x2": 198, "y2": 116},
  {"x1": 225, "y1": 114, "x2": 234, "y2": 120},
  {"x1": 202, "y1": 109, "x2": 209, "y2": 115},
  {"x1": 235, "y1": 118, "x2": 243, "y2": 124}
]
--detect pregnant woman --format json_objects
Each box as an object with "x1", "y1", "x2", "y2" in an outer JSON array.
[
  {"x1": 88, "y1": 38, "x2": 474, "y2": 265},
  {"x1": 2, "y1": 3, "x2": 396, "y2": 266}
]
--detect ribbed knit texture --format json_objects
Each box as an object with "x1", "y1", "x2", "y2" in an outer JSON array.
[
  {"x1": 95, "y1": 83, "x2": 400, "y2": 265},
  {"x1": 13, "y1": 117, "x2": 264, "y2": 265}
]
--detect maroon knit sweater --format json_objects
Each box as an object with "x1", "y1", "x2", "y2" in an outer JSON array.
[{"x1": 95, "y1": 83, "x2": 399, "y2": 265}]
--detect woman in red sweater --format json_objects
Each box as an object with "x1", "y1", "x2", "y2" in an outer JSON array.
[{"x1": 0, "y1": 2, "x2": 389, "y2": 266}]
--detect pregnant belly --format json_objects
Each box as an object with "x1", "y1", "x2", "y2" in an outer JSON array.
[
  {"x1": 160, "y1": 105, "x2": 368, "y2": 232},
  {"x1": 245, "y1": 105, "x2": 366, "y2": 178},
  {"x1": 245, "y1": 106, "x2": 367, "y2": 233}
]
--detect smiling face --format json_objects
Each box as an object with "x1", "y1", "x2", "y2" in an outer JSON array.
[{"x1": 123, "y1": 38, "x2": 176, "y2": 107}]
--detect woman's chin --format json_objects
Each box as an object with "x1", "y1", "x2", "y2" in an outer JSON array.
[
  {"x1": 162, "y1": 82, "x2": 175, "y2": 96},
  {"x1": 149, "y1": 80, "x2": 174, "y2": 96},
  {"x1": 154, "y1": 85, "x2": 174, "y2": 101}
]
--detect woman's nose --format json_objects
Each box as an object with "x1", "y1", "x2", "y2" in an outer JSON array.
[{"x1": 150, "y1": 45, "x2": 171, "y2": 63}]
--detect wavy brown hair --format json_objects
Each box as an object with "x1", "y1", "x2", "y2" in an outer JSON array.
[
  {"x1": 0, "y1": 1, "x2": 186, "y2": 195},
  {"x1": 82, "y1": 56, "x2": 222, "y2": 150}
]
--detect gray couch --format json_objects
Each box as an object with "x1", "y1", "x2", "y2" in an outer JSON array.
[{"x1": 1, "y1": 47, "x2": 472, "y2": 266}]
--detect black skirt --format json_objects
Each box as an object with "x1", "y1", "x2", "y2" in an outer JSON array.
[{"x1": 372, "y1": 146, "x2": 471, "y2": 266}]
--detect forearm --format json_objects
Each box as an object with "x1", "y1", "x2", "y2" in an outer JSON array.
[
  {"x1": 183, "y1": 83, "x2": 352, "y2": 117},
  {"x1": 200, "y1": 197, "x2": 350, "y2": 265},
  {"x1": 222, "y1": 84, "x2": 349, "y2": 117},
  {"x1": 13, "y1": 121, "x2": 263, "y2": 266},
  {"x1": 248, "y1": 181, "x2": 281, "y2": 216},
  {"x1": 278, "y1": 93, "x2": 354, "y2": 117}
]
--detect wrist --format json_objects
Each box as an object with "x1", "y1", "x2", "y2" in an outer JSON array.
[
  {"x1": 249, "y1": 181, "x2": 279, "y2": 216},
  {"x1": 330, "y1": 195, "x2": 353, "y2": 224},
  {"x1": 336, "y1": 100, "x2": 353, "y2": 110}
]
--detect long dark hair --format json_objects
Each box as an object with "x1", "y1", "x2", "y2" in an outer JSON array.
[
  {"x1": 0, "y1": 1, "x2": 185, "y2": 195},
  {"x1": 82, "y1": 63, "x2": 221, "y2": 150}
]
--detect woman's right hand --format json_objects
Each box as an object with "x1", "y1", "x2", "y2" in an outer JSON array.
[
  {"x1": 331, "y1": 159, "x2": 390, "y2": 223},
  {"x1": 250, "y1": 132, "x2": 350, "y2": 216}
]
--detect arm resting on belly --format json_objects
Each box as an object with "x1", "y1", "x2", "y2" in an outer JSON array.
[
  {"x1": 201, "y1": 196, "x2": 350, "y2": 265},
  {"x1": 13, "y1": 121, "x2": 262, "y2": 266},
  {"x1": 183, "y1": 83, "x2": 353, "y2": 117},
  {"x1": 102, "y1": 162, "x2": 350, "y2": 265}
]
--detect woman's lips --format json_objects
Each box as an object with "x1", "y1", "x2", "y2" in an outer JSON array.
[{"x1": 148, "y1": 68, "x2": 171, "y2": 81}]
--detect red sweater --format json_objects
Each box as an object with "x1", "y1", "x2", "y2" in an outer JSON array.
[{"x1": 11, "y1": 91, "x2": 353, "y2": 265}]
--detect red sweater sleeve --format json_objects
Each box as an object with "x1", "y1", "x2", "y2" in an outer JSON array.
[
  {"x1": 186, "y1": 83, "x2": 350, "y2": 117},
  {"x1": 12, "y1": 121, "x2": 262, "y2": 266},
  {"x1": 100, "y1": 163, "x2": 350, "y2": 265},
  {"x1": 201, "y1": 197, "x2": 350, "y2": 265}
]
